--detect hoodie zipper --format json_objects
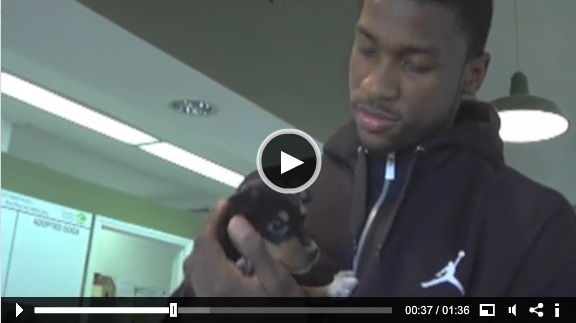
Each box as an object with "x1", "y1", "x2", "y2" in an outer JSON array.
[
  {"x1": 375, "y1": 146, "x2": 425, "y2": 256},
  {"x1": 352, "y1": 152, "x2": 396, "y2": 274}
]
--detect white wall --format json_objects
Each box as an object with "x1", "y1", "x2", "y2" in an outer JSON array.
[{"x1": 93, "y1": 229, "x2": 181, "y2": 294}]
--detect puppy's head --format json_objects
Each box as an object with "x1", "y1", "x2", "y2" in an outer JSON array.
[{"x1": 229, "y1": 179, "x2": 319, "y2": 275}]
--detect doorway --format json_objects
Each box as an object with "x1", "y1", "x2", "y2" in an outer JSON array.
[{"x1": 82, "y1": 216, "x2": 193, "y2": 299}]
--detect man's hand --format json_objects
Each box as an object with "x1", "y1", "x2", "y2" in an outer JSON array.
[{"x1": 183, "y1": 199, "x2": 305, "y2": 297}]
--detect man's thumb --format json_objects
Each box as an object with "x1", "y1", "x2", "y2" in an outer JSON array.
[{"x1": 228, "y1": 216, "x2": 265, "y2": 259}]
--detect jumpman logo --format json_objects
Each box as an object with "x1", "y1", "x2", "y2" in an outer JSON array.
[{"x1": 421, "y1": 250, "x2": 466, "y2": 296}]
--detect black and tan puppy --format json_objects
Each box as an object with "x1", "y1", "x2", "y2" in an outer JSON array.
[{"x1": 221, "y1": 179, "x2": 358, "y2": 297}]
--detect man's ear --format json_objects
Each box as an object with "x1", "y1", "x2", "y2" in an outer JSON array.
[{"x1": 462, "y1": 52, "x2": 491, "y2": 97}]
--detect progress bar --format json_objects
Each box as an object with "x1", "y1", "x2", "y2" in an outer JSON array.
[
  {"x1": 35, "y1": 307, "x2": 171, "y2": 314},
  {"x1": 33, "y1": 303, "x2": 392, "y2": 316}
]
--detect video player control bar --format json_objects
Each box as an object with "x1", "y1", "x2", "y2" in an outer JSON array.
[{"x1": 32, "y1": 303, "x2": 393, "y2": 316}]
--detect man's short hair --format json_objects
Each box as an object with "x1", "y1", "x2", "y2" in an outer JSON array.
[
  {"x1": 359, "y1": 0, "x2": 494, "y2": 58},
  {"x1": 424, "y1": 0, "x2": 493, "y2": 58}
]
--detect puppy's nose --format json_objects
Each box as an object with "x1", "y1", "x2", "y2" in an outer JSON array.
[{"x1": 307, "y1": 248, "x2": 319, "y2": 262}]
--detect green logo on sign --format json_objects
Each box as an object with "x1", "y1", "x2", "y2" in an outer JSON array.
[{"x1": 76, "y1": 213, "x2": 87, "y2": 225}]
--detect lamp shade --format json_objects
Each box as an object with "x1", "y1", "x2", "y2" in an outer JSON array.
[{"x1": 491, "y1": 72, "x2": 569, "y2": 143}]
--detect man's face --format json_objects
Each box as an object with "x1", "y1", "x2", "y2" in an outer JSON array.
[{"x1": 349, "y1": 0, "x2": 488, "y2": 152}]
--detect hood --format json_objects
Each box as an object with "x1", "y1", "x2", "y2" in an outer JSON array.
[{"x1": 323, "y1": 100, "x2": 505, "y2": 171}]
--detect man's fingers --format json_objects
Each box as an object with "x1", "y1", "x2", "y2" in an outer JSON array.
[
  {"x1": 202, "y1": 198, "x2": 229, "y2": 236},
  {"x1": 198, "y1": 198, "x2": 230, "y2": 261},
  {"x1": 186, "y1": 232, "x2": 259, "y2": 296},
  {"x1": 186, "y1": 199, "x2": 241, "y2": 296},
  {"x1": 185, "y1": 199, "x2": 292, "y2": 296},
  {"x1": 228, "y1": 216, "x2": 296, "y2": 296}
]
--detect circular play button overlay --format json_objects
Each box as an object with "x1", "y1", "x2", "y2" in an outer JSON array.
[{"x1": 256, "y1": 129, "x2": 322, "y2": 194}]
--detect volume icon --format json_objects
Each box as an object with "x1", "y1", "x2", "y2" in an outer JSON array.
[{"x1": 508, "y1": 304, "x2": 516, "y2": 316}]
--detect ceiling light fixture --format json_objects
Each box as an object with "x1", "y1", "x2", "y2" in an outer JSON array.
[
  {"x1": 2, "y1": 71, "x2": 245, "y2": 188},
  {"x1": 490, "y1": 0, "x2": 569, "y2": 143},
  {"x1": 169, "y1": 99, "x2": 217, "y2": 117},
  {"x1": 1, "y1": 72, "x2": 158, "y2": 145},
  {"x1": 140, "y1": 142, "x2": 244, "y2": 188},
  {"x1": 493, "y1": 72, "x2": 569, "y2": 143}
]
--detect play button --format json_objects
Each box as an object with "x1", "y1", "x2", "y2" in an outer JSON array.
[
  {"x1": 281, "y1": 151, "x2": 303, "y2": 174},
  {"x1": 257, "y1": 129, "x2": 322, "y2": 194},
  {"x1": 16, "y1": 303, "x2": 23, "y2": 317}
]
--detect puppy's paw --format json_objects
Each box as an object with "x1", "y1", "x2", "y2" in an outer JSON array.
[
  {"x1": 235, "y1": 257, "x2": 255, "y2": 276},
  {"x1": 328, "y1": 270, "x2": 358, "y2": 297}
]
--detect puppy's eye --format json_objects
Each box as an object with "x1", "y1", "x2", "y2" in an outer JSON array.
[{"x1": 267, "y1": 219, "x2": 288, "y2": 235}]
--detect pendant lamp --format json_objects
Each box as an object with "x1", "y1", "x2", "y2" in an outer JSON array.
[{"x1": 491, "y1": 0, "x2": 569, "y2": 143}]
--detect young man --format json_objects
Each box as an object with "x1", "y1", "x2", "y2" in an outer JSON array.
[{"x1": 178, "y1": 0, "x2": 576, "y2": 298}]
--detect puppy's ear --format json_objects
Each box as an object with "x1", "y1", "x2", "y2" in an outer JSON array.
[
  {"x1": 237, "y1": 180, "x2": 253, "y2": 193},
  {"x1": 298, "y1": 190, "x2": 312, "y2": 204},
  {"x1": 249, "y1": 185, "x2": 260, "y2": 201},
  {"x1": 228, "y1": 186, "x2": 256, "y2": 216}
]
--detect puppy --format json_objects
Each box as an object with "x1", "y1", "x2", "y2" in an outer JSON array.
[{"x1": 220, "y1": 179, "x2": 358, "y2": 297}]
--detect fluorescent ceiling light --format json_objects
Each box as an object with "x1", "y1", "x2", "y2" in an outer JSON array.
[
  {"x1": 2, "y1": 71, "x2": 244, "y2": 188},
  {"x1": 499, "y1": 110, "x2": 570, "y2": 143},
  {"x1": 140, "y1": 142, "x2": 245, "y2": 188},
  {"x1": 1, "y1": 72, "x2": 157, "y2": 145}
]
